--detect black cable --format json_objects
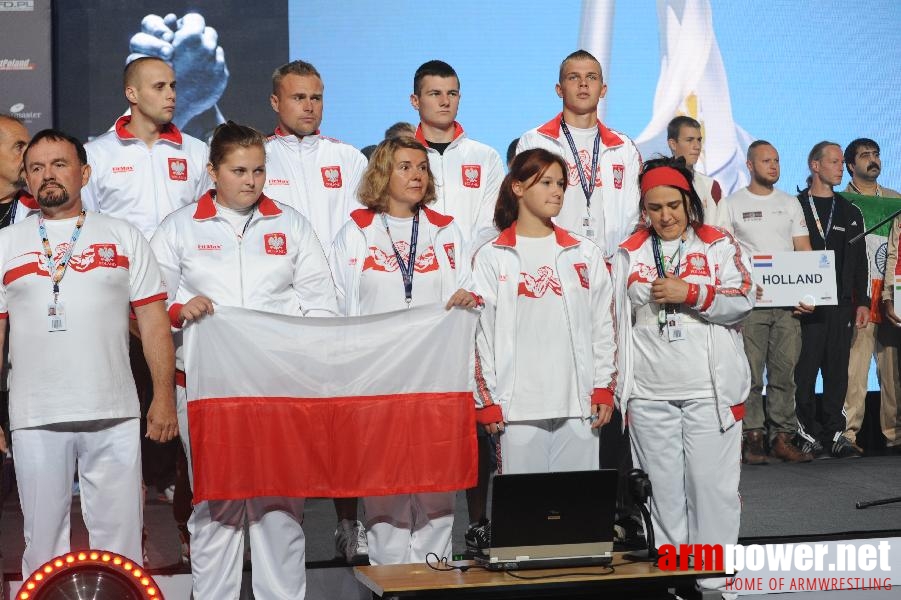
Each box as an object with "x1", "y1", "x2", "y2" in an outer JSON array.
[
  {"x1": 425, "y1": 553, "x2": 618, "y2": 579},
  {"x1": 425, "y1": 552, "x2": 491, "y2": 573},
  {"x1": 502, "y1": 566, "x2": 616, "y2": 580}
]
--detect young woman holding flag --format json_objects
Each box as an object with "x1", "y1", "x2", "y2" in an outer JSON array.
[{"x1": 150, "y1": 121, "x2": 338, "y2": 599}]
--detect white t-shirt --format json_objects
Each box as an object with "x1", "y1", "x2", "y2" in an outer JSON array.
[
  {"x1": 215, "y1": 202, "x2": 255, "y2": 237},
  {"x1": 0, "y1": 212, "x2": 166, "y2": 429},
  {"x1": 720, "y1": 187, "x2": 808, "y2": 255},
  {"x1": 627, "y1": 236, "x2": 714, "y2": 400},
  {"x1": 508, "y1": 234, "x2": 579, "y2": 421},
  {"x1": 563, "y1": 124, "x2": 606, "y2": 243},
  {"x1": 358, "y1": 214, "x2": 443, "y2": 314}
]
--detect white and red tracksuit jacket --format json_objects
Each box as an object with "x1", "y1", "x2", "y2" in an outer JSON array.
[
  {"x1": 83, "y1": 116, "x2": 211, "y2": 239},
  {"x1": 150, "y1": 191, "x2": 339, "y2": 371},
  {"x1": 471, "y1": 224, "x2": 617, "y2": 424},
  {"x1": 613, "y1": 224, "x2": 754, "y2": 431},
  {"x1": 517, "y1": 113, "x2": 642, "y2": 259},
  {"x1": 329, "y1": 206, "x2": 473, "y2": 317},
  {"x1": 264, "y1": 127, "x2": 367, "y2": 254},
  {"x1": 414, "y1": 122, "x2": 504, "y2": 257}
]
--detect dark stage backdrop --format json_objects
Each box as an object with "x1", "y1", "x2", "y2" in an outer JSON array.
[
  {"x1": 52, "y1": 0, "x2": 288, "y2": 142},
  {"x1": 0, "y1": 0, "x2": 53, "y2": 130}
]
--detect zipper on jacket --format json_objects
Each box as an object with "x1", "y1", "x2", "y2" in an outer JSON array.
[{"x1": 556, "y1": 247, "x2": 587, "y2": 418}]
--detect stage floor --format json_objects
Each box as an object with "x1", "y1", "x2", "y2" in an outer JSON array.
[{"x1": 2, "y1": 456, "x2": 900, "y2": 577}]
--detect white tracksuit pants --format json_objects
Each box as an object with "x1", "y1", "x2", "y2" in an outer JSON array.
[
  {"x1": 363, "y1": 492, "x2": 455, "y2": 565},
  {"x1": 12, "y1": 418, "x2": 143, "y2": 577},
  {"x1": 498, "y1": 417, "x2": 599, "y2": 474},
  {"x1": 628, "y1": 398, "x2": 741, "y2": 597},
  {"x1": 177, "y1": 386, "x2": 307, "y2": 599}
]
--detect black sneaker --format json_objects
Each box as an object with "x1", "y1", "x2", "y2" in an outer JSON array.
[
  {"x1": 465, "y1": 520, "x2": 490, "y2": 557},
  {"x1": 832, "y1": 436, "x2": 863, "y2": 458},
  {"x1": 799, "y1": 437, "x2": 829, "y2": 459}
]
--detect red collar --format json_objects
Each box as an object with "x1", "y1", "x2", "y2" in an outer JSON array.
[
  {"x1": 493, "y1": 222, "x2": 580, "y2": 248},
  {"x1": 619, "y1": 223, "x2": 725, "y2": 252},
  {"x1": 115, "y1": 115, "x2": 183, "y2": 144},
  {"x1": 536, "y1": 113, "x2": 624, "y2": 148},
  {"x1": 350, "y1": 206, "x2": 454, "y2": 229},
  {"x1": 15, "y1": 189, "x2": 39, "y2": 210},
  {"x1": 415, "y1": 122, "x2": 465, "y2": 146},
  {"x1": 192, "y1": 190, "x2": 282, "y2": 220},
  {"x1": 273, "y1": 125, "x2": 321, "y2": 139}
]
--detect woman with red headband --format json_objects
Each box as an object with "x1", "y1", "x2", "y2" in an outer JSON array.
[{"x1": 613, "y1": 157, "x2": 753, "y2": 597}]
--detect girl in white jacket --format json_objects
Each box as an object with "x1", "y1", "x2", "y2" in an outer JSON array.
[
  {"x1": 472, "y1": 148, "x2": 617, "y2": 475},
  {"x1": 151, "y1": 121, "x2": 338, "y2": 600},
  {"x1": 613, "y1": 157, "x2": 753, "y2": 598},
  {"x1": 330, "y1": 136, "x2": 476, "y2": 565}
]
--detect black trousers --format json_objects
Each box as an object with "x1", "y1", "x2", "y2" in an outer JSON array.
[{"x1": 795, "y1": 304, "x2": 855, "y2": 446}]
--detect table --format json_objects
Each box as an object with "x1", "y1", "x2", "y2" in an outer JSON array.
[{"x1": 354, "y1": 553, "x2": 726, "y2": 599}]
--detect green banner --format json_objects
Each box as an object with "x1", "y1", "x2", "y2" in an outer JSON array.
[{"x1": 843, "y1": 192, "x2": 901, "y2": 238}]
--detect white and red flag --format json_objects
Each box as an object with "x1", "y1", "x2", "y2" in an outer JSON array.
[{"x1": 183, "y1": 305, "x2": 479, "y2": 502}]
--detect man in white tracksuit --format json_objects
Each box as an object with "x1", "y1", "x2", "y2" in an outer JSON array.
[
  {"x1": 666, "y1": 116, "x2": 724, "y2": 227},
  {"x1": 264, "y1": 60, "x2": 368, "y2": 256},
  {"x1": 517, "y1": 50, "x2": 641, "y2": 259},
  {"x1": 409, "y1": 60, "x2": 504, "y2": 257},
  {"x1": 82, "y1": 57, "x2": 211, "y2": 239}
]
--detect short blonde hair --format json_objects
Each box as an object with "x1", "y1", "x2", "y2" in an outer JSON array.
[{"x1": 358, "y1": 136, "x2": 436, "y2": 213}]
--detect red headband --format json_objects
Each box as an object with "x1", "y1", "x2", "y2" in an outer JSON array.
[{"x1": 640, "y1": 166, "x2": 691, "y2": 195}]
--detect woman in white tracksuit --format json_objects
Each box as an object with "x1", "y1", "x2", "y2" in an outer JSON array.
[
  {"x1": 330, "y1": 135, "x2": 477, "y2": 565},
  {"x1": 150, "y1": 121, "x2": 338, "y2": 599},
  {"x1": 612, "y1": 157, "x2": 753, "y2": 597},
  {"x1": 472, "y1": 148, "x2": 617, "y2": 475}
]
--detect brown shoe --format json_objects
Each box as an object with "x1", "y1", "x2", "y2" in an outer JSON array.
[
  {"x1": 770, "y1": 432, "x2": 813, "y2": 463},
  {"x1": 742, "y1": 430, "x2": 769, "y2": 465}
]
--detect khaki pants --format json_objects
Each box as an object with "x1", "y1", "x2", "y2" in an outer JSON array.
[
  {"x1": 845, "y1": 321, "x2": 901, "y2": 447},
  {"x1": 742, "y1": 308, "x2": 801, "y2": 438}
]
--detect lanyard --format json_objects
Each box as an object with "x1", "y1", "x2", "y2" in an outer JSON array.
[
  {"x1": 39, "y1": 210, "x2": 86, "y2": 301},
  {"x1": 560, "y1": 120, "x2": 601, "y2": 214},
  {"x1": 806, "y1": 193, "x2": 835, "y2": 243},
  {"x1": 381, "y1": 210, "x2": 420, "y2": 305},
  {"x1": 849, "y1": 181, "x2": 881, "y2": 197},
  {"x1": 651, "y1": 233, "x2": 683, "y2": 278}
]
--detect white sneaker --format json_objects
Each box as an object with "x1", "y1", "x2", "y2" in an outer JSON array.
[{"x1": 335, "y1": 519, "x2": 369, "y2": 564}]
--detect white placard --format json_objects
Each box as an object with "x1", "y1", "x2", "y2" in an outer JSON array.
[{"x1": 751, "y1": 251, "x2": 837, "y2": 308}]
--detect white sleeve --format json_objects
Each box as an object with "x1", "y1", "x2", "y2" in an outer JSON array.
[
  {"x1": 328, "y1": 220, "x2": 358, "y2": 317},
  {"x1": 472, "y1": 247, "x2": 499, "y2": 416},
  {"x1": 292, "y1": 213, "x2": 339, "y2": 317},
  {"x1": 128, "y1": 223, "x2": 166, "y2": 306},
  {"x1": 588, "y1": 245, "x2": 617, "y2": 397},
  {"x1": 692, "y1": 232, "x2": 755, "y2": 326}
]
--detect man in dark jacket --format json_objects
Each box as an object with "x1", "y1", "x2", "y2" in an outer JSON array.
[{"x1": 795, "y1": 141, "x2": 869, "y2": 458}]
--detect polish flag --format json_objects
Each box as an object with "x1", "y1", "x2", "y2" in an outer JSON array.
[{"x1": 183, "y1": 305, "x2": 479, "y2": 502}]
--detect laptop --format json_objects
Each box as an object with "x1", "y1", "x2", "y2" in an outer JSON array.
[{"x1": 476, "y1": 469, "x2": 618, "y2": 570}]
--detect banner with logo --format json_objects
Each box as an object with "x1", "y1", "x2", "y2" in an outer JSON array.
[
  {"x1": 183, "y1": 305, "x2": 479, "y2": 502},
  {"x1": 0, "y1": 0, "x2": 52, "y2": 130}
]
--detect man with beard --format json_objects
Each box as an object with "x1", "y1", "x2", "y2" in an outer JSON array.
[
  {"x1": 0, "y1": 129, "x2": 177, "y2": 575},
  {"x1": 847, "y1": 138, "x2": 901, "y2": 455},
  {"x1": 795, "y1": 141, "x2": 869, "y2": 458},
  {"x1": 720, "y1": 140, "x2": 813, "y2": 464}
]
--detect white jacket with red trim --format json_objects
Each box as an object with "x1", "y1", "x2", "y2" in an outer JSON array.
[
  {"x1": 612, "y1": 224, "x2": 754, "y2": 431},
  {"x1": 10, "y1": 189, "x2": 40, "y2": 225},
  {"x1": 693, "y1": 171, "x2": 724, "y2": 227},
  {"x1": 517, "y1": 113, "x2": 641, "y2": 259},
  {"x1": 329, "y1": 206, "x2": 473, "y2": 316},
  {"x1": 264, "y1": 128, "x2": 367, "y2": 254},
  {"x1": 150, "y1": 191, "x2": 339, "y2": 370},
  {"x1": 414, "y1": 122, "x2": 504, "y2": 257},
  {"x1": 471, "y1": 224, "x2": 617, "y2": 425},
  {"x1": 83, "y1": 116, "x2": 211, "y2": 239}
]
